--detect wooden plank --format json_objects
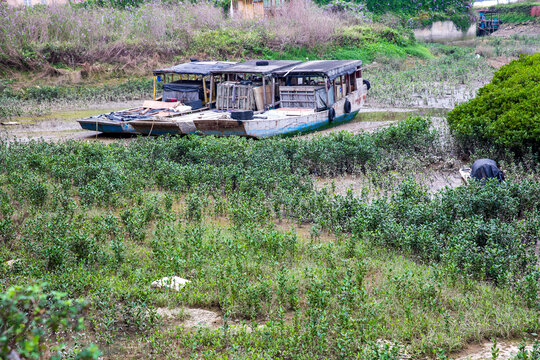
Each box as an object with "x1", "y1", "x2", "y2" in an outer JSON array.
[
  {"x1": 271, "y1": 77, "x2": 275, "y2": 108},
  {"x1": 262, "y1": 77, "x2": 267, "y2": 110},
  {"x1": 209, "y1": 75, "x2": 214, "y2": 105},
  {"x1": 142, "y1": 100, "x2": 179, "y2": 109}
]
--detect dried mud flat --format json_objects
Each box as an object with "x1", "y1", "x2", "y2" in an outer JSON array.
[
  {"x1": 455, "y1": 340, "x2": 534, "y2": 360},
  {"x1": 156, "y1": 307, "x2": 223, "y2": 328},
  {"x1": 314, "y1": 163, "x2": 464, "y2": 198},
  {"x1": 0, "y1": 101, "x2": 141, "y2": 143}
]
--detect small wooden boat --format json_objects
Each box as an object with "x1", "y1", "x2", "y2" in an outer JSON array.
[{"x1": 77, "y1": 61, "x2": 235, "y2": 135}]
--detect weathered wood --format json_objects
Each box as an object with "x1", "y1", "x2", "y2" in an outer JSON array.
[
  {"x1": 271, "y1": 77, "x2": 275, "y2": 108},
  {"x1": 325, "y1": 79, "x2": 330, "y2": 108},
  {"x1": 202, "y1": 76, "x2": 208, "y2": 104},
  {"x1": 209, "y1": 76, "x2": 214, "y2": 105},
  {"x1": 216, "y1": 82, "x2": 256, "y2": 110},
  {"x1": 262, "y1": 77, "x2": 267, "y2": 110}
]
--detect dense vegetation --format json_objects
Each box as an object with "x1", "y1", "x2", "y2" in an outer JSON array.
[
  {"x1": 0, "y1": 0, "x2": 428, "y2": 74},
  {"x1": 1, "y1": 118, "x2": 539, "y2": 358},
  {"x1": 448, "y1": 53, "x2": 540, "y2": 154}
]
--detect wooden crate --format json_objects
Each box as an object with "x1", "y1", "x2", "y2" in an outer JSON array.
[
  {"x1": 216, "y1": 82, "x2": 256, "y2": 110},
  {"x1": 279, "y1": 86, "x2": 327, "y2": 109}
]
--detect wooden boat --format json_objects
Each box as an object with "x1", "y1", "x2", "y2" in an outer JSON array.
[
  {"x1": 77, "y1": 61, "x2": 235, "y2": 135},
  {"x1": 191, "y1": 60, "x2": 368, "y2": 138},
  {"x1": 130, "y1": 60, "x2": 302, "y2": 136}
]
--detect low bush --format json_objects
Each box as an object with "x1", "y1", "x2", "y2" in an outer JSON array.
[
  {"x1": 0, "y1": 283, "x2": 99, "y2": 359},
  {"x1": 1, "y1": 117, "x2": 538, "y2": 357}
]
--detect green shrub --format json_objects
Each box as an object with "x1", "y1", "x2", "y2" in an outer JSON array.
[
  {"x1": 0, "y1": 283, "x2": 99, "y2": 359},
  {"x1": 447, "y1": 53, "x2": 540, "y2": 154}
]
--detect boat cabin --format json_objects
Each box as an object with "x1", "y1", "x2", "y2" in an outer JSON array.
[
  {"x1": 210, "y1": 60, "x2": 302, "y2": 111},
  {"x1": 152, "y1": 61, "x2": 236, "y2": 108},
  {"x1": 273, "y1": 60, "x2": 363, "y2": 111}
]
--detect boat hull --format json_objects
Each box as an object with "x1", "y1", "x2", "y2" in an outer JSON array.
[
  {"x1": 130, "y1": 119, "x2": 197, "y2": 136},
  {"x1": 193, "y1": 87, "x2": 366, "y2": 138},
  {"x1": 78, "y1": 119, "x2": 138, "y2": 134}
]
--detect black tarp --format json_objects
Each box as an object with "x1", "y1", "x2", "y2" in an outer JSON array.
[
  {"x1": 163, "y1": 82, "x2": 201, "y2": 93},
  {"x1": 163, "y1": 81, "x2": 202, "y2": 102},
  {"x1": 471, "y1": 159, "x2": 505, "y2": 183}
]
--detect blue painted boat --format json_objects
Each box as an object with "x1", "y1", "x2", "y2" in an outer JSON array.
[
  {"x1": 192, "y1": 93, "x2": 364, "y2": 138},
  {"x1": 77, "y1": 117, "x2": 138, "y2": 134}
]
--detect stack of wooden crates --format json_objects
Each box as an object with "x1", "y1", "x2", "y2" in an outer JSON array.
[{"x1": 216, "y1": 82, "x2": 256, "y2": 110}]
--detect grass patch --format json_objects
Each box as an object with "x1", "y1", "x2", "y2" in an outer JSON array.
[{"x1": 0, "y1": 118, "x2": 539, "y2": 357}]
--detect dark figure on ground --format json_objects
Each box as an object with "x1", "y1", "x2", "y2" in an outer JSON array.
[{"x1": 471, "y1": 159, "x2": 505, "y2": 183}]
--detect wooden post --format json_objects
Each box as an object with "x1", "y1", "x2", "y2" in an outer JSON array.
[
  {"x1": 325, "y1": 77, "x2": 330, "y2": 108},
  {"x1": 209, "y1": 75, "x2": 214, "y2": 106},
  {"x1": 271, "y1": 77, "x2": 275, "y2": 109},
  {"x1": 262, "y1": 76, "x2": 267, "y2": 110},
  {"x1": 202, "y1": 75, "x2": 208, "y2": 105},
  {"x1": 341, "y1": 75, "x2": 346, "y2": 98}
]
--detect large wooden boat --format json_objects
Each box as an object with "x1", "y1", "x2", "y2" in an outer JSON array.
[
  {"x1": 194, "y1": 60, "x2": 368, "y2": 138},
  {"x1": 130, "y1": 60, "x2": 369, "y2": 138},
  {"x1": 130, "y1": 60, "x2": 302, "y2": 136}
]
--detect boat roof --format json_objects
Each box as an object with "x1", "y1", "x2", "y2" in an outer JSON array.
[
  {"x1": 214, "y1": 60, "x2": 303, "y2": 75},
  {"x1": 153, "y1": 61, "x2": 236, "y2": 76},
  {"x1": 273, "y1": 60, "x2": 363, "y2": 80}
]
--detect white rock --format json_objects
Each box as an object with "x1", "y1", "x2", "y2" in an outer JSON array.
[{"x1": 151, "y1": 276, "x2": 191, "y2": 291}]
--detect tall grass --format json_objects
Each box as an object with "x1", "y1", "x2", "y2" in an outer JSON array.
[{"x1": 0, "y1": 0, "x2": 424, "y2": 72}]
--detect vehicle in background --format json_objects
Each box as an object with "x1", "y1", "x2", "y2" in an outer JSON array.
[{"x1": 476, "y1": 9, "x2": 502, "y2": 36}]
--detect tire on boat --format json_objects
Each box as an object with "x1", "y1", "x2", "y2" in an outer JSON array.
[
  {"x1": 328, "y1": 107, "x2": 336, "y2": 122},
  {"x1": 256, "y1": 60, "x2": 269, "y2": 66},
  {"x1": 344, "y1": 99, "x2": 351, "y2": 113},
  {"x1": 363, "y1": 79, "x2": 371, "y2": 90},
  {"x1": 231, "y1": 110, "x2": 254, "y2": 120}
]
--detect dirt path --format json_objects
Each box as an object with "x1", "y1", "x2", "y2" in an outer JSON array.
[{"x1": 491, "y1": 22, "x2": 540, "y2": 37}]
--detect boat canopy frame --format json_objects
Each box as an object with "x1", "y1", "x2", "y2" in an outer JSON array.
[
  {"x1": 272, "y1": 60, "x2": 362, "y2": 81},
  {"x1": 152, "y1": 61, "x2": 237, "y2": 103},
  {"x1": 209, "y1": 60, "x2": 303, "y2": 110},
  {"x1": 273, "y1": 60, "x2": 363, "y2": 110}
]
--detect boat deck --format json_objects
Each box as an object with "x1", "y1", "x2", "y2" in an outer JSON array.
[{"x1": 166, "y1": 107, "x2": 317, "y2": 124}]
